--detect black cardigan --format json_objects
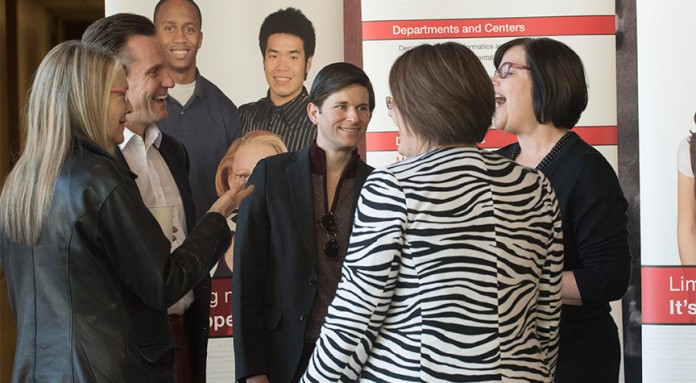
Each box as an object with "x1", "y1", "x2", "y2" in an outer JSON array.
[{"x1": 498, "y1": 131, "x2": 631, "y2": 358}]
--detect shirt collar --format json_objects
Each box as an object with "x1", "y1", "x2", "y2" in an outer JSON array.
[
  {"x1": 255, "y1": 86, "x2": 310, "y2": 120},
  {"x1": 309, "y1": 140, "x2": 360, "y2": 178},
  {"x1": 192, "y1": 68, "x2": 203, "y2": 99},
  {"x1": 118, "y1": 124, "x2": 163, "y2": 151},
  {"x1": 168, "y1": 69, "x2": 202, "y2": 107}
]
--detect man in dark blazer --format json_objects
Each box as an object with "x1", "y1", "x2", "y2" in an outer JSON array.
[
  {"x1": 233, "y1": 63, "x2": 375, "y2": 383},
  {"x1": 82, "y1": 13, "x2": 210, "y2": 383}
]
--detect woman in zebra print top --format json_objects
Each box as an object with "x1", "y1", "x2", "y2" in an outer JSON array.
[{"x1": 301, "y1": 42, "x2": 564, "y2": 382}]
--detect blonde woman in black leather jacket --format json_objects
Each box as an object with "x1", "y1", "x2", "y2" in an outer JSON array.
[{"x1": 0, "y1": 41, "x2": 252, "y2": 383}]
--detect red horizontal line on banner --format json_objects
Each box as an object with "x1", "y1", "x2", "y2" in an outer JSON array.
[
  {"x1": 366, "y1": 126, "x2": 617, "y2": 151},
  {"x1": 642, "y1": 267, "x2": 696, "y2": 325},
  {"x1": 363, "y1": 15, "x2": 615, "y2": 40}
]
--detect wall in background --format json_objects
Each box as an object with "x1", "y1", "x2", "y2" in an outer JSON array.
[{"x1": 106, "y1": 0, "x2": 344, "y2": 108}]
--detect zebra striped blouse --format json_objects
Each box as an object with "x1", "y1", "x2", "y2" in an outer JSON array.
[{"x1": 301, "y1": 146, "x2": 563, "y2": 382}]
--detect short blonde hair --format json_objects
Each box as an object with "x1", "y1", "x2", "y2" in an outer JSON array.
[
  {"x1": 215, "y1": 130, "x2": 288, "y2": 196},
  {"x1": 0, "y1": 41, "x2": 121, "y2": 244}
]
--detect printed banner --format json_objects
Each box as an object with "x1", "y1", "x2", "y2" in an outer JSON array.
[
  {"x1": 366, "y1": 126, "x2": 618, "y2": 152},
  {"x1": 360, "y1": 1, "x2": 617, "y2": 169},
  {"x1": 363, "y1": 16, "x2": 615, "y2": 40},
  {"x1": 642, "y1": 267, "x2": 696, "y2": 324},
  {"x1": 206, "y1": 276, "x2": 235, "y2": 381},
  {"x1": 637, "y1": 2, "x2": 696, "y2": 380},
  {"x1": 209, "y1": 278, "x2": 233, "y2": 336}
]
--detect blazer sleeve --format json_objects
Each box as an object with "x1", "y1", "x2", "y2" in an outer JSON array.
[
  {"x1": 232, "y1": 159, "x2": 272, "y2": 380},
  {"x1": 95, "y1": 181, "x2": 231, "y2": 309},
  {"x1": 301, "y1": 169, "x2": 407, "y2": 382}
]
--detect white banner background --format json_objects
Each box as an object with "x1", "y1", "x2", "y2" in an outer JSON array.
[{"x1": 637, "y1": 1, "x2": 696, "y2": 381}]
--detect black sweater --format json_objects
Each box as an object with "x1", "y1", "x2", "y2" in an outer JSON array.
[{"x1": 498, "y1": 131, "x2": 631, "y2": 357}]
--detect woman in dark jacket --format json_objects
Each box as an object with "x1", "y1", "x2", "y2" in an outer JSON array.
[
  {"x1": 0, "y1": 41, "x2": 252, "y2": 382},
  {"x1": 493, "y1": 37, "x2": 631, "y2": 383}
]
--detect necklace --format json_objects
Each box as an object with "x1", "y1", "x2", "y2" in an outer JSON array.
[{"x1": 511, "y1": 130, "x2": 573, "y2": 171}]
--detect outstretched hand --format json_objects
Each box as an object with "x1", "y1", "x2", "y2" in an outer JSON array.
[{"x1": 208, "y1": 181, "x2": 255, "y2": 218}]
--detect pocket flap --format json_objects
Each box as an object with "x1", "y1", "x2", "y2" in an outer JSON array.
[
  {"x1": 138, "y1": 343, "x2": 173, "y2": 363},
  {"x1": 264, "y1": 306, "x2": 282, "y2": 330}
]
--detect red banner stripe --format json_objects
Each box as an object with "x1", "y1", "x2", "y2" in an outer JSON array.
[
  {"x1": 209, "y1": 278, "x2": 234, "y2": 337},
  {"x1": 366, "y1": 126, "x2": 617, "y2": 151},
  {"x1": 362, "y1": 16, "x2": 615, "y2": 41},
  {"x1": 642, "y1": 267, "x2": 696, "y2": 325}
]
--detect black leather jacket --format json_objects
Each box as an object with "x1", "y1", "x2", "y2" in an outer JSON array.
[{"x1": 0, "y1": 138, "x2": 231, "y2": 382}]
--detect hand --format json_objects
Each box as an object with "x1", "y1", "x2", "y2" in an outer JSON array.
[
  {"x1": 561, "y1": 270, "x2": 583, "y2": 306},
  {"x1": 208, "y1": 180, "x2": 254, "y2": 218},
  {"x1": 246, "y1": 375, "x2": 270, "y2": 383}
]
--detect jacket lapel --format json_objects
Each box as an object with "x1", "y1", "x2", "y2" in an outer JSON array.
[
  {"x1": 157, "y1": 136, "x2": 197, "y2": 231},
  {"x1": 352, "y1": 162, "x2": 373, "y2": 206},
  {"x1": 287, "y1": 148, "x2": 316, "y2": 259}
]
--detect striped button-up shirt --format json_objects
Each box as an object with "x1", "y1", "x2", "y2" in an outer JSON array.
[{"x1": 238, "y1": 87, "x2": 316, "y2": 151}]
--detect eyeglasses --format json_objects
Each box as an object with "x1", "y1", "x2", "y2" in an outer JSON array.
[
  {"x1": 494, "y1": 62, "x2": 530, "y2": 79},
  {"x1": 111, "y1": 88, "x2": 129, "y2": 102},
  {"x1": 385, "y1": 96, "x2": 395, "y2": 110},
  {"x1": 319, "y1": 213, "x2": 338, "y2": 258}
]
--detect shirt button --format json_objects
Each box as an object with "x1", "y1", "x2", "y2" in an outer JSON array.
[
  {"x1": 309, "y1": 279, "x2": 316, "y2": 287},
  {"x1": 299, "y1": 315, "x2": 307, "y2": 323}
]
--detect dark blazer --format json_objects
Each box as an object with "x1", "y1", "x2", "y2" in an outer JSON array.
[
  {"x1": 116, "y1": 132, "x2": 211, "y2": 383},
  {"x1": 1, "y1": 138, "x2": 230, "y2": 382},
  {"x1": 232, "y1": 147, "x2": 373, "y2": 382}
]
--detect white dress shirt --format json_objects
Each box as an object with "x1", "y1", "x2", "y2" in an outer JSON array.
[{"x1": 119, "y1": 125, "x2": 194, "y2": 315}]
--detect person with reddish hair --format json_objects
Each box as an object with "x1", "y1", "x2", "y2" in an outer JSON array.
[{"x1": 212, "y1": 130, "x2": 288, "y2": 277}]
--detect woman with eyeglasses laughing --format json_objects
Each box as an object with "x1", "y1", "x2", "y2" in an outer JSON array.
[{"x1": 494, "y1": 37, "x2": 631, "y2": 383}]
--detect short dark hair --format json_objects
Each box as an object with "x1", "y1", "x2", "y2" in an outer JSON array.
[
  {"x1": 81, "y1": 13, "x2": 155, "y2": 71},
  {"x1": 153, "y1": 0, "x2": 202, "y2": 29},
  {"x1": 259, "y1": 7, "x2": 315, "y2": 60},
  {"x1": 493, "y1": 37, "x2": 588, "y2": 129},
  {"x1": 309, "y1": 62, "x2": 375, "y2": 113},
  {"x1": 389, "y1": 42, "x2": 494, "y2": 145}
]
